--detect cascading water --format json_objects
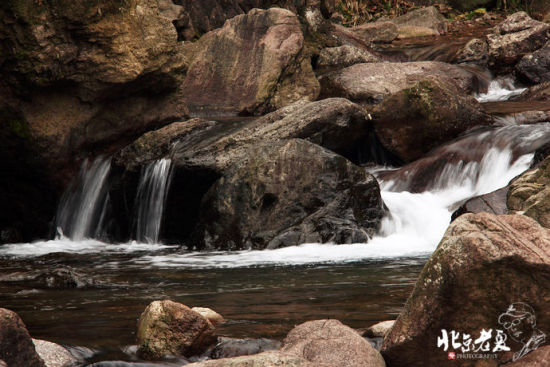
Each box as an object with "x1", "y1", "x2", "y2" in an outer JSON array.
[
  {"x1": 55, "y1": 157, "x2": 111, "y2": 241},
  {"x1": 133, "y1": 158, "x2": 173, "y2": 244},
  {"x1": 476, "y1": 77, "x2": 527, "y2": 102}
]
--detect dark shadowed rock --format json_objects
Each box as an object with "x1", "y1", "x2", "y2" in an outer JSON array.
[
  {"x1": 319, "y1": 62, "x2": 479, "y2": 105},
  {"x1": 0, "y1": 308, "x2": 45, "y2": 367},
  {"x1": 487, "y1": 12, "x2": 550, "y2": 70},
  {"x1": 33, "y1": 339, "x2": 78, "y2": 367},
  {"x1": 182, "y1": 8, "x2": 319, "y2": 116},
  {"x1": 391, "y1": 6, "x2": 448, "y2": 35},
  {"x1": 372, "y1": 79, "x2": 489, "y2": 162},
  {"x1": 210, "y1": 337, "x2": 282, "y2": 359},
  {"x1": 316, "y1": 45, "x2": 380, "y2": 74},
  {"x1": 282, "y1": 319, "x2": 385, "y2": 367},
  {"x1": 507, "y1": 155, "x2": 550, "y2": 228},
  {"x1": 516, "y1": 41, "x2": 550, "y2": 84},
  {"x1": 191, "y1": 139, "x2": 386, "y2": 250},
  {"x1": 136, "y1": 300, "x2": 217, "y2": 360},
  {"x1": 382, "y1": 213, "x2": 550, "y2": 367},
  {"x1": 451, "y1": 187, "x2": 509, "y2": 221},
  {"x1": 448, "y1": 0, "x2": 496, "y2": 11}
]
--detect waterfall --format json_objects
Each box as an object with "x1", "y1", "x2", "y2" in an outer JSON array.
[
  {"x1": 134, "y1": 159, "x2": 173, "y2": 244},
  {"x1": 55, "y1": 157, "x2": 111, "y2": 241}
]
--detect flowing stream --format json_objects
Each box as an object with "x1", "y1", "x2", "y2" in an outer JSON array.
[{"x1": 0, "y1": 115, "x2": 549, "y2": 364}]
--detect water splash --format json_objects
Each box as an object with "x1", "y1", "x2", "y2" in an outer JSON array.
[
  {"x1": 134, "y1": 159, "x2": 173, "y2": 244},
  {"x1": 55, "y1": 157, "x2": 111, "y2": 241},
  {"x1": 476, "y1": 77, "x2": 526, "y2": 102}
]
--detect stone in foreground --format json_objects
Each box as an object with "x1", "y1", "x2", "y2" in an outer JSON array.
[
  {"x1": 382, "y1": 213, "x2": 550, "y2": 367},
  {"x1": 0, "y1": 308, "x2": 45, "y2": 367},
  {"x1": 136, "y1": 300, "x2": 217, "y2": 360},
  {"x1": 282, "y1": 319, "x2": 386, "y2": 367},
  {"x1": 33, "y1": 339, "x2": 78, "y2": 367}
]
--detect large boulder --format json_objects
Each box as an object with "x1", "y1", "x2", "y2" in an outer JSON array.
[
  {"x1": 487, "y1": 12, "x2": 550, "y2": 70},
  {"x1": 391, "y1": 6, "x2": 448, "y2": 35},
  {"x1": 0, "y1": 308, "x2": 45, "y2": 367},
  {"x1": 282, "y1": 319, "x2": 386, "y2": 367},
  {"x1": 136, "y1": 300, "x2": 217, "y2": 360},
  {"x1": 111, "y1": 98, "x2": 376, "y2": 243},
  {"x1": 382, "y1": 213, "x2": 550, "y2": 366},
  {"x1": 172, "y1": 0, "x2": 338, "y2": 41},
  {"x1": 191, "y1": 139, "x2": 386, "y2": 250},
  {"x1": 319, "y1": 62, "x2": 479, "y2": 105},
  {"x1": 182, "y1": 8, "x2": 319, "y2": 116},
  {"x1": 516, "y1": 41, "x2": 550, "y2": 84},
  {"x1": 507, "y1": 155, "x2": 550, "y2": 228},
  {"x1": 372, "y1": 79, "x2": 489, "y2": 162}
]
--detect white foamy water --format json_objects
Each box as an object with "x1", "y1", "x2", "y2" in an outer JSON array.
[
  {"x1": 0, "y1": 125, "x2": 543, "y2": 267},
  {"x1": 476, "y1": 78, "x2": 527, "y2": 102}
]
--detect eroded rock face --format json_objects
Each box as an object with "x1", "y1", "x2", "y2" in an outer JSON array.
[
  {"x1": 373, "y1": 79, "x2": 489, "y2": 162},
  {"x1": 191, "y1": 139, "x2": 386, "y2": 250},
  {"x1": 0, "y1": 308, "x2": 45, "y2": 367},
  {"x1": 319, "y1": 61, "x2": 479, "y2": 105},
  {"x1": 487, "y1": 12, "x2": 550, "y2": 70},
  {"x1": 516, "y1": 41, "x2": 550, "y2": 84},
  {"x1": 182, "y1": 8, "x2": 319, "y2": 116},
  {"x1": 382, "y1": 213, "x2": 550, "y2": 367},
  {"x1": 282, "y1": 319, "x2": 386, "y2": 367},
  {"x1": 136, "y1": 300, "x2": 217, "y2": 360},
  {"x1": 508, "y1": 155, "x2": 550, "y2": 228}
]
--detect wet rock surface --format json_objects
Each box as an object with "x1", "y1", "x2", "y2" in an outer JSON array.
[
  {"x1": 181, "y1": 8, "x2": 319, "y2": 116},
  {"x1": 382, "y1": 213, "x2": 550, "y2": 367},
  {"x1": 372, "y1": 79, "x2": 489, "y2": 162},
  {"x1": 0, "y1": 308, "x2": 45, "y2": 367},
  {"x1": 191, "y1": 139, "x2": 386, "y2": 250},
  {"x1": 136, "y1": 300, "x2": 217, "y2": 360},
  {"x1": 452, "y1": 187, "x2": 509, "y2": 220}
]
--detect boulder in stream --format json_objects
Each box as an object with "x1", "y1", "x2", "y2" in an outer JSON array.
[
  {"x1": 191, "y1": 139, "x2": 386, "y2": 250},
  {"x1": 319, "y1": 61, "x2": 479, "y2": 105},
  {"x1": 382, "y1": 213, "x2": 550, "y2": 366},
  {"x1": 316, "y1": 45, "x2": 380, "y2": 74},
  {"x1": 364, "y1": 320, "x2": 396, "y2": 338},
  {"x1": 210, "y1": 337, "x2": 282, "y2": 359},
  {"x1": 0, "y1": 308, "x2": 45, "y2": 367},
  {"x1": 516, "y1": 41, "x2": 550, "y2": 84},
  {"x1": 181, "y1": 8, "x2": 319, "y2": 115},
  {"x1": 455, "y1": 38, "x2": 489, "y2": 67},
  {"x1": 487, "y1": 12, "x2": 550, "y2": 70},
  {"x1": 136, "y1": 300, "x2": 217, "y2": 360},
  {"x1": 372, "y1": 78, "x2": 489, "y2": 162},
  {"x1": 348, "y1": 22, "x2": 399, "y2": 44},
  {"x1": 507, "y1": 155, "x2": 550, "y2": 228},
  {"x1": 391, "y1": 6, "x2": 448, "y2": 35}
]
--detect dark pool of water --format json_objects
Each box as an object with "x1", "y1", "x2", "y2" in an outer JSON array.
[{"x1": 0, "y1": 252, "x2": 425, "y2": 355}]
